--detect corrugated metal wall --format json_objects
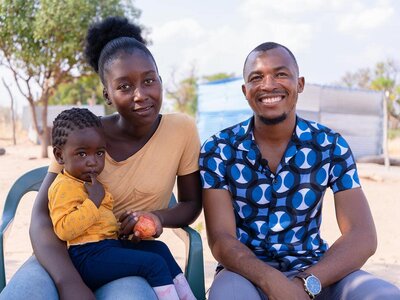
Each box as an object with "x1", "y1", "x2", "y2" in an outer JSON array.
[{"x1": 197, "y1": 79, "x2": 384, "y2": 159}]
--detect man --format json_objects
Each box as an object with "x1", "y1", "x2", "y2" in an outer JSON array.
[{"x1": 199, "y1": 42, "x2": 400, "y2": 299}]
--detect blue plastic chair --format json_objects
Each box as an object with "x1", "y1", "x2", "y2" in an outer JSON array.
[
  {"x1": 0, "y1": 166, "x2": 205, "y2": 299},
  {"x1": 169, "y1": 194, "x2": 206, "y2": 299}
]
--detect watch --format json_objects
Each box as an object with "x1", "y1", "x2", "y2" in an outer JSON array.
[{"x1": 295, "y1": 272, "x2": 321, "y2": 299}]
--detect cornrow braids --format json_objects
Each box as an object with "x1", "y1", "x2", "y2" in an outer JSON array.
[{"x1": 52, "y1": 108, "x2": 102, "y2": 148}]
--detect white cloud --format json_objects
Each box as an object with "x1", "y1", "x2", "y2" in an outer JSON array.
[
  {"x1": 153, "y1": 18, "x2": 314, "y2": 82},
  {"x1": 239, "y1": 0, "x2": 327, "y2": 16},
  {"x1": 149, "y1": 3, "x2": 317, "y2": 84},
  {"x1": 356, "y1": 43, "x2": 396, "y2": 68},
  {"x1": 243, "y1": 21, "x2": 313, "y2": 53},
  {"x1": 240, "y1": 0, "x2": 394, "y2": 35},
  {"x1": 137, "y1": 0, "x2": 399, "y2": 87},
  {"x1": 337, "y1": 2, "x2": 394, "y2": 33},
  {"x1": 151, "y1": 18, "x2": 204, "y2": 43}
]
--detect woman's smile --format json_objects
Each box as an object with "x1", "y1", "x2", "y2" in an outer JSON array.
[{"x1": 132, "y1": 104, "x2": 154, "y2": 113}]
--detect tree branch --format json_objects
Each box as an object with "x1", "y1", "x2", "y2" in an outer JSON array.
[{"x1": 3, "y1": 56, "x2": 36, "y2": 103}]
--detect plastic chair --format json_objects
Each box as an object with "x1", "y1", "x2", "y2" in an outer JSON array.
[
  {"x1": 0, "y1": 166, "x2": 206, "y2": 299},
  {"x1": 169, "y1": 194, "x2": 206, "y2": 300}
]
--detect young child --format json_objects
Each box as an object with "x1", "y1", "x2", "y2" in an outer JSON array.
[{"x1": 48, "y1": 107, "x2": 195, "y2": 300}]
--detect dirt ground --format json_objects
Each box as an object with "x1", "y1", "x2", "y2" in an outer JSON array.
[{"x1": 0, "y1": 135, "x2": 399, "y2": 292}]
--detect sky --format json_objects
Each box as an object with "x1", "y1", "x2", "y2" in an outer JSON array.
[
  {"x1": 1, "y1": 0, "x2": 399, "y2": 112},
  {"x1": 135, "y1": 0, "x2": 399, "y2": 85}
]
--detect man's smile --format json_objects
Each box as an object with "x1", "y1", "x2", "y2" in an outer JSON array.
[{"x1": 259, "y1": 95, "x2": 284, "y2": 104}]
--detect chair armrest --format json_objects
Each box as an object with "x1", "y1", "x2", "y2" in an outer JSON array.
[
  {"x1": 0, "y1": 166, "x2": 48, "y2": 292},
  {"x1": 173, "y1": 226, "x2": 205, "y2": 300}
]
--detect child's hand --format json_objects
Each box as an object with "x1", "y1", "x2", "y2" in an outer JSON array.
[
  {"x1": 134, "y1": 215, "x2": 157, "y2": 239},
  {"x1": 118, "y1": 211, "x2": 163, "y2": 240},
  {"x1": 84, "y1": 174, "x2": 105, "y2": 207}
]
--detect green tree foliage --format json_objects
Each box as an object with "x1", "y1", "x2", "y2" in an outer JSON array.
[
  {"x1": 340, "y1": 59, "x2": 400, "y2": 120},
  {"x1": 202, "y1": 72, "x2": 236, "y2": 83},
  {"x1": 50, "y1": 74, "x2": 117, "y2": 115},
  {"x1": 0, "y1": 0, "x2": 142, "y2": 157},
  {"x1": 49, "y1": 74, "x2": 103, "y2": 106}
]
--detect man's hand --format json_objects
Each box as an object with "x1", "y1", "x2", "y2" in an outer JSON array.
[
  {"x1": 260, "y1": 274, "x2": 310, "y2": 300},
  {"x1": 84, "y1": 174, "x2": 105, "y2": 207},
  {"x1": 118, "y1": 211, "x2": 163, "y2": 240}
]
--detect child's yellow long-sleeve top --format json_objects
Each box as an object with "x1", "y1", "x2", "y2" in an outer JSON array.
[{"x1": 48, "y1": 171, "x2": 118, "y2": 247}]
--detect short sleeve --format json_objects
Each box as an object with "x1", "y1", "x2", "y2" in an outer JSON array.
[
  {"x1": 177, "y1": 115, "x2": 201, "y2": 176},
  {"x1": 329, "y1": 134, "x2": 361, "y2": 193},
  {"x1": 199, "y1": 136, "x2": 228, "y2": 190}
]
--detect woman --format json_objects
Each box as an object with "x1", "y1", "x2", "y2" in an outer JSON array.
[{"x1": 0, "y1": 16, "x2": 202, "y2": 300}]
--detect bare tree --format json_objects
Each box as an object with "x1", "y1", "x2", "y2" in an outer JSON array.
[
  {"x1": 2, "y1": 78, "x2": 16, "y2": 145},
  {"x1": 166, "y1": 65, "x2": 198, "y2": 116}
]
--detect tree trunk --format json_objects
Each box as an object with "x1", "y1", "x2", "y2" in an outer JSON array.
[
  {"x1": 39, "y1": 93, "x2": 50, "y2": 158},
  {"x1": 28, "y1": 100, "x2": 49, "y2": 158},
  {"x1": 38, "y1": 127, "x2": 49, "y2": 158},
  {"x1": 1, "y1": 78, "x2": 17, "y2": 145},
  {"x1": 11, "y1": 100, "x2": 16, "y2": 145},
  {"x1": 28, "y1": 102, "x2": 45, "y2": 155}
]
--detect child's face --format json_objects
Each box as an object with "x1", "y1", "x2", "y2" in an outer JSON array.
[{"x1": 54, "y1": 127, "x2": 106, "y2": 182}]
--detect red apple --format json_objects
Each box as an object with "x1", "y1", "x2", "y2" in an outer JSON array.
[{"x1": 133, "y1": 215, "x2": 157, "y2": 238}]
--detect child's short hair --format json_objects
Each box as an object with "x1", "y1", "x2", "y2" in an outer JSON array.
[{"x1": 52, "y1": 108, "x2": 102, "y2": 148}]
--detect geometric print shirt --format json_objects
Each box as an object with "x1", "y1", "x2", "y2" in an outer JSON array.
[{"x1": 199, "y1": 115, "x2": 361, "y2": 272}]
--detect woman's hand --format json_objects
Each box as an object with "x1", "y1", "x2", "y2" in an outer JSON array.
[
  {"x1": 58, "y1": 280, "x2": 96, "y2": 300},
  {"x1": 118, "y1": 211, "x2": 163, "y2": 240}
]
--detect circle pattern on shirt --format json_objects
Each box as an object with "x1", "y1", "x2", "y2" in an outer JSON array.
[{"x1": 199, "y1": 117, "x2": 360, "y2": 271}]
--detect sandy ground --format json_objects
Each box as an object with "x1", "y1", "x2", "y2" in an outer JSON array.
[{"x1": 0, "y1": 136, "x2": 399, "y2": 293}]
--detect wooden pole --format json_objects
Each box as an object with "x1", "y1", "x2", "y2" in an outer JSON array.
[{"x1": 383, "y1": 90, "x2": 390, "y2": 169}]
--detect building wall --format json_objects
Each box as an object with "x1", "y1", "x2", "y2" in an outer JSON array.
[{"x1": 197, "y1": 79, "x2": 384, "y2": 159}]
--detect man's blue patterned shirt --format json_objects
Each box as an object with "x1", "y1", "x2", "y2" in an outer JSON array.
[{"x1": 199, "y1": 116, "x2": 360, "y2": 271}]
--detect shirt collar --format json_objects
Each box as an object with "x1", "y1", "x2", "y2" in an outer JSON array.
[
  {"x1": 233, "y1": 115, "x2": 317, "y2": 168},
  {"x1": 62, "y1": 170, "x2": 86, "y2": 184},
  {"x1": 234, "y1": 115, "x2": 315, "y2": 148}
]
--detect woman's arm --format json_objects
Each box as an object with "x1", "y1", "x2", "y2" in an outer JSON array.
[
  {"x1": 153, "y1": 170, "x2": 202, "y2": 228},
  {"x1": 118, "y1": 171, "x2": 202, "y2": 238},
  {"x1": 29, "y1": 172, "x2": 95, "y2": 300}
]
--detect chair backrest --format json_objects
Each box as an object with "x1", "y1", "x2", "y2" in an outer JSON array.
[{"x1": 0, "y1": 166, "x2": 48, "y2": 291}]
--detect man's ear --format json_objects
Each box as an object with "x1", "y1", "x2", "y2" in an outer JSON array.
[
  {"x1": 242, "y1": 84, "x2": 247, "y2": 100},
  {"x1": 53, "y1": 147, "x2": 65, "y2": 165},
  {"x1": 103, "y1": 88, "x2": 112, "y2": 105},
  {"x1": 298, "y1": 77, "x2": 305, "y2": 93}
]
